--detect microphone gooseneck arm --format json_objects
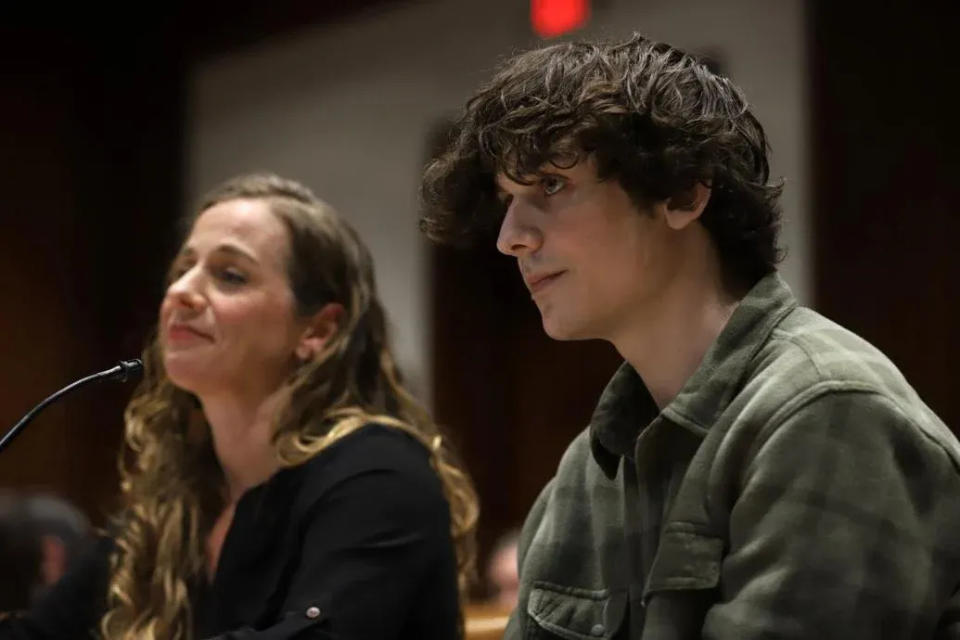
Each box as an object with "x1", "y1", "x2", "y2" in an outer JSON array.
[{"x1": 0, "y1": 359, "x2": 144, "y2": 455}]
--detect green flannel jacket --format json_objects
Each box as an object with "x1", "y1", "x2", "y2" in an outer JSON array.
[{"x1": 505, "y1": 273, "x2": 960, "y2": 639}]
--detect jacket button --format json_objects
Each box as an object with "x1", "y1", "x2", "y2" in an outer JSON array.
[
  {"x1": 306, "y1": 606, "x2": 321, "y2": 619},
  {"x1": 591, "y1": 623, "x2": 605, "y2": 636}
]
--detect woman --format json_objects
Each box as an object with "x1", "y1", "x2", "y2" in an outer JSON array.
[{"x1": 1, "y1": 173, "x2": 478, "y2": 639}]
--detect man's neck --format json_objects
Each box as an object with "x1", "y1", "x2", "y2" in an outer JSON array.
[{"x1": 613, "y1": 265, "x2": 742, "y2": 411}]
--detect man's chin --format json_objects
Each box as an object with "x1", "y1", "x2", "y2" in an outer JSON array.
[{"x1": 541, "y1": 314, "x2": 584, "y2": 342}]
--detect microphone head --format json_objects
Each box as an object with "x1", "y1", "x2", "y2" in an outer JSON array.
[{"x1": 115, "y1": 359, "x2": 144, "y2": 383}]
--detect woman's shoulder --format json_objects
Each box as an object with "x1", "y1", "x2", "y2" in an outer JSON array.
[
  {"x1": 290, "y1": 423, "x2": 445, "y2": 508},
  {"x1": 309, "y1": 422, "x2": 433, "y2": 471}
]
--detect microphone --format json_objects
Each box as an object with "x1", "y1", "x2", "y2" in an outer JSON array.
[{"x1": 0, "y1": 359, "x2": 144, "y2": 456}]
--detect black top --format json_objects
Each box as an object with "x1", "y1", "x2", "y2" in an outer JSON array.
[{"x1": 0, "y1": 424, "x2": 460, "y2": 639}]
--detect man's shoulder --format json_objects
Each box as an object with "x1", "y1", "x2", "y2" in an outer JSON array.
[
  {"x1": 555, "y1": 427, "x2": 593, "y2": 469},
  {"x1": 737, "y1": 305, "x2": 956, "y2": 456},
  {"x1": 771, "y1": 307, "x2": 905, "y2": 381},
  {"x1": 759, "y1": 306, "x2": 923, "y2": 406}
]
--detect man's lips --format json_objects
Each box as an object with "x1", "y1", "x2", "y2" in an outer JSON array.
[{"x1": 524, "y1": 271, "x2": 565, "y2": 294}]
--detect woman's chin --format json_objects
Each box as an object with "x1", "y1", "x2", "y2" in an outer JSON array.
[{"x1": 163, "y1": 354, "x2": 213, "y2": 395}]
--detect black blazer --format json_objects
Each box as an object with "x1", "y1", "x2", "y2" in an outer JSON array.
[{"x1": 0, "y1": 424, "x2": 460, "y2": 639}]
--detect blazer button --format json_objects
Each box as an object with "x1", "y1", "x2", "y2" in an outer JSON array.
[
  {"x1": 306, "y1": 606, "x2": 321, "y2": 619},
  {"x1": 591, "y1": 623, "x2": 605, "y2": 636}
]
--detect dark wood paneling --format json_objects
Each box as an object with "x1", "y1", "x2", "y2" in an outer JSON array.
[
  {"x1": 0, "y1": 24, "x2": 184, "y2": 523},
  {"x1": 810, "y1": 1, "x2": 959, "y2": 432}
]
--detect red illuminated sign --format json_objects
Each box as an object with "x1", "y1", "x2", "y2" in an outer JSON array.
[{"x1": 531, "y1": 0, "x2": 590, "y2": 38}]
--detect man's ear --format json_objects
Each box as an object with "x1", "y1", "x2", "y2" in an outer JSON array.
[
  {"x1": 653, "y1": 181, "x2": 712, "y2": 230},
  {"x1": 294, "y1": 302, "x2": 344, "y2": 362}
]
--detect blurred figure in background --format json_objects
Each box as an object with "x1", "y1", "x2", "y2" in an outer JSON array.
[
  {"x1": 460, "y1": 528, "x2": 519, "y2": 640},
  {"x1": 485, "y1": 529, "x2": 519, "y2": 611},
  {"x1": 0, "y1": 492, "x2": 92, "y2": 611},
  {"x1": 0, "y1": 493, "x2": 41, "y2": 612},
  {"x1": 23, "y1": 493, "x2": 93, "y2": 599}
]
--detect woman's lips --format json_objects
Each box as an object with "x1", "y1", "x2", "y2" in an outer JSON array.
[{"x1": 165, "y1": 324, "x2": 212, "y2": 344}]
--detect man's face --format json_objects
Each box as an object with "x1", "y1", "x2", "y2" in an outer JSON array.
[{"x1": 495, "y1": 156, "x2": 688, "y2": 342}]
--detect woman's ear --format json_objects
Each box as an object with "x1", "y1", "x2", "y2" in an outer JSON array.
[
  {"x1": 294, "y1": 302, "x2": 344, "y2": 362},
  {"x1": 654, "y1": 181, "x2": 712, "y2": 230}
]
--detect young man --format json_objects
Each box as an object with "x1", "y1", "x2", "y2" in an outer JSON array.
[{"x1": 421, "y1": 34, "x2": 960, "y2": 638}]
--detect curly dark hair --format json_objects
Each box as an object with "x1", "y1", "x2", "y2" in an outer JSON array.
[{"x1": 420, "y1": 33, "x2": 783, "y2": 287}]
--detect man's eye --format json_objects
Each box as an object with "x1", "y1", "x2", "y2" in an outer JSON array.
[{"x1": 542, "y1": 176, "x2": 565, "y2": 196}]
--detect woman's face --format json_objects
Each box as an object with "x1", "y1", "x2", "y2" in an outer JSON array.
[{"x1": 159, "y1": 198, "x2": 311, "y2": 398}]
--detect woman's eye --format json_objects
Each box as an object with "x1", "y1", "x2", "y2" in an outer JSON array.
[
  {"x1": 542, "y1": 175, "x2": 565, "y2": 196},
  {"x1": 217, "y1": 268, "x2": 247, "y2": 285}
]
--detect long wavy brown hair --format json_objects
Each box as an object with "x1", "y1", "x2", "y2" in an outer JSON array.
[{"x1": 101, "y1": 173, "x2": 478, "y2": 639}]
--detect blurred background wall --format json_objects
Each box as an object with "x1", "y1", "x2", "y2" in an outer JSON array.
[
  {"x1": 1, "y1": 0, "x2": 956, "y2": 582},
  {"x1": 187, "y1": 0, "x2": 810, "y2": 397}
]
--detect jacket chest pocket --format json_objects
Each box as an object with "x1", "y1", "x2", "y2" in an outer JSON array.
[
  {"x1": 525, "y1": 583, "x2": 627, "y2": 640},
  {"x1": 642, "y1": 525, "x2": 723, "y2": 599},
  {"x1": 638, "y1": 526, "x2": 723, "y2": 640}
]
